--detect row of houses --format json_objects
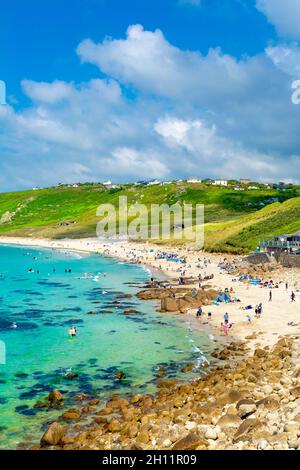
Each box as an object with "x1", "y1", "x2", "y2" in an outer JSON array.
[
  {"x1": 134, "y1": 178, "x2": 249, "y2": 187},
  {"x1": 37, "y1": 179, "x2": 293, "y2": 192}
]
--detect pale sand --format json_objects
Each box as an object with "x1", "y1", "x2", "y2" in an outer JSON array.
[{"x1": 0, "y1": 236, "x2": 300, "y2": 351}]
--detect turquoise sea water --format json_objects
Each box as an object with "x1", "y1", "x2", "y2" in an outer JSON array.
[{"x1": 0, "y1": 244, "x2": 213, "y2": 449}]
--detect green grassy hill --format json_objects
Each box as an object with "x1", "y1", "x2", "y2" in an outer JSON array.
[{"x1": 0, "y1": 181, "x2": 299, "y2": 254}]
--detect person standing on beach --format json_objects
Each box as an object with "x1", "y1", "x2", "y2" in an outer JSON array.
[
  {"x1": 224, "y1": 312, "x2": 229, "y2": 324},
  {"x1": 291, "y1": 292, "x2": 296, "y2": 302},
  {"x1": 196, "y1": 307, "x2": 203, "y2": 319},
  {"x1": 269, "y1": 290, "x2": 272, "y2": 302}
]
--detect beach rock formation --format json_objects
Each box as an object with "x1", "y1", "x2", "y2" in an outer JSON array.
[
  {"x1": 40, "y1": 422, "x2": 66, "y2": 447},
  {"x1": 48, "y1": 389, "x2": 64, "y2": 405},
  {"x1": 138, "y1": 287, "x2": 218, "y2": 313}
]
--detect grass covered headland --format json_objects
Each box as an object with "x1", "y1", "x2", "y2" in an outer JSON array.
[{"x1": 0, "y1": 180, "x2": 299, "y2": 254}]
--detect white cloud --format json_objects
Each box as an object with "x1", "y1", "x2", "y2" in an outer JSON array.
[
  {"x1": 1, "y1": 23, "x2": 300, "y2": 190},
  {"x1": 256, "y1": 0, "x2": 300, "y2": 40},
  {"x1": 77, "y1": 24, "x2": 255, "y2": 104},
  {"x1": 266, "y1": 44, "x2": 300, "y2": 77},
  {"x1": 22, "y1": 80, "x2": 73, "y2": 104},
  {"x1": 154, "y1": 116, "x2": 288, "y2": 181}
]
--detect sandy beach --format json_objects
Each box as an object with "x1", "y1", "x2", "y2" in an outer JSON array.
[{"x1": 0, "y1": 236, "x2": 299, "y2": 352}]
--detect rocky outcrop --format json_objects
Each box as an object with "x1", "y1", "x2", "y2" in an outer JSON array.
[
  {"x1": 35, "y1": 335, "x2": 300, "y2": 451},
  {"x1": 48, "y1": 390, "x2": 64, "y2": 408},
  {"x1": 172, "y1": 433, "x2": 208, "y2": 450},
  {"x1": 40, "y1": 422, "x2": 66, "y2": 447}
]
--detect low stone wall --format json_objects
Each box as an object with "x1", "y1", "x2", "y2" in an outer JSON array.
[{"x1": 276, "y1": 253, "x2": 300, "y2": 268}]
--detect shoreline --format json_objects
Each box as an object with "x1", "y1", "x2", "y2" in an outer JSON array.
[{"x1": 1, "y1": 236, "x2": 299, "y2": 351}]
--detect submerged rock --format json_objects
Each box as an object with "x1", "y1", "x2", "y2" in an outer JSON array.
[
  {"x1": 115, "y1": 371, "x2": 127, "y2": 381},
  {"x1": 61, "y1": 409, "x2": 81, "y2": 420},
  {"x1": 65, "y1": 373, "x2": 79, "y2": 380}
]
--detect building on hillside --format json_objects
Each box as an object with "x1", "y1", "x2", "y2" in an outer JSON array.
[
  {"x1": 274, "y1": 184, "x2": 289, "y2": 191},
  {"x1": 240, "y1": 179, "x2": 250, "y2": 184},
  {"x1": 259, "y1": 231, "x2": 300, "y2": 253},
  {"x1": 147, "y1": 179, "x2": 161, "y2": 186},
  {"x1": 187, "y1": 177, "x2": 202, "y2": 184},
  {"x1": 212, "y1": 179, "x2": 228, "y2": 187},
  {"x1": 102, "y1": 181, "x2": 120, "y2": 189}
]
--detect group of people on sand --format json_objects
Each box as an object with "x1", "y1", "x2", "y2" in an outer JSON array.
[
  {"x1": 255, "y1": 303, "x2": 263, "y2": 319},
  {"x1": 196, "y1": 306, "x2": 212, "y2": 321}
]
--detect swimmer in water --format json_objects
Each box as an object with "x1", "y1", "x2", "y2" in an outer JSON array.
[{"x1": 68, "y1": 326, "x2": 77, "y2": 337}]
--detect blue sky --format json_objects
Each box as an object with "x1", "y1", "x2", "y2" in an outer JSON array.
[
  {"x1": 1, "y1": 0, "x2": 274, "y2": 106},
  {"x1": 1, "y1": 0, "x2": 300, "y2": 190}
]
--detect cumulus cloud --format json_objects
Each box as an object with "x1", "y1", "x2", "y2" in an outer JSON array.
[
  {"x1": 1, "y1": 23, "x2": 300, "y2": 190},
  {"x1": 266, "y1": 44, "x2": 300, "y2": 77},
  {"x1": 256, "y1": 0, "x2": 300, "y2": 40},
  {"x1": 154, "y1": 116, "x2": 294, "y2": 181},
  {"x1": 22, "y1": 80, "x2": 73, "y2": 104},
  {"x1": 77, "y1": 24, "x2": 256, "y2": 104}
]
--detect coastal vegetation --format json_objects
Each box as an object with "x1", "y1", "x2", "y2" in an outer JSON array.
[{"x1": 0, "y1": 181, "x2": 299, "y2": 254}]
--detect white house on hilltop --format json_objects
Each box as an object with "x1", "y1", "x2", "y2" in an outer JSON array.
[
  {"x1": 212, "y1": 179, "x2": 228, "y2": 187},
  {"x1": 187, "y1": 177, "x2": 202, "y2": 184},
  {"x1": 147, "y1": 180, "x2": 161, "y2": 186}
]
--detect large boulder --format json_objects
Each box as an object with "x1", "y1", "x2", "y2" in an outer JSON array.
[
  {"x1": 48, "y1": 389, "x2": 63, "y2": 404},
  {"x1": 217, "y1": 414, "x2": 242, "y2": 429},
  {"x1": 61, "y1": 409, "x2": 81, "y2": 420},
  {"x1": 40, "y1": 422, "x2": 66, "y2": 447},
  {"x1": 172, "y1": 433, "x2": 208, "y2": 450},
  {"x1": 233, "y1": 419, "x2": 263, "y2": 443},
  {"x1": 137, "y1": 289, "x2": 171, "y2": 300},
  {"x1": 160, "y1": 297, "x2": 179, "y2": 312}
]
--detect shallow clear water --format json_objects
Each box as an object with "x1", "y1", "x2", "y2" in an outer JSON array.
[{"x1": 0, "y1": 244, "x2": 212, "y2": 449}]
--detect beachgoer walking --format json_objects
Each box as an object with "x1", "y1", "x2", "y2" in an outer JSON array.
[
  {"x1": 224, "y1": 312, "x2": 229, "y2": 324},
  {"x1": 291, "y1": 291, "x2": 296, "y2": 302},
  {"x1": 196, "y1": 307, "x2": 203, "y2": 319},
  {"x1": 269, "y1": 290, "x2": 272, "y2": 302},
  {"x1": 222, "y1": 322, "x2": 229, "y2": 336}
]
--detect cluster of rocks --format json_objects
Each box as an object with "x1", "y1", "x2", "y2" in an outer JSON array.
[
  {"x1": 33, "y1": 334, "x2": 300, "y2": 451},
  {"x1": 137, "y1": 287, "x2": 218, "y2": 313}
]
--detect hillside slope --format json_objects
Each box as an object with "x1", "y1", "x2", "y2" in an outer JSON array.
[{"x1": 0, "y1": 182, "x2": 299, "y2": 253}]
